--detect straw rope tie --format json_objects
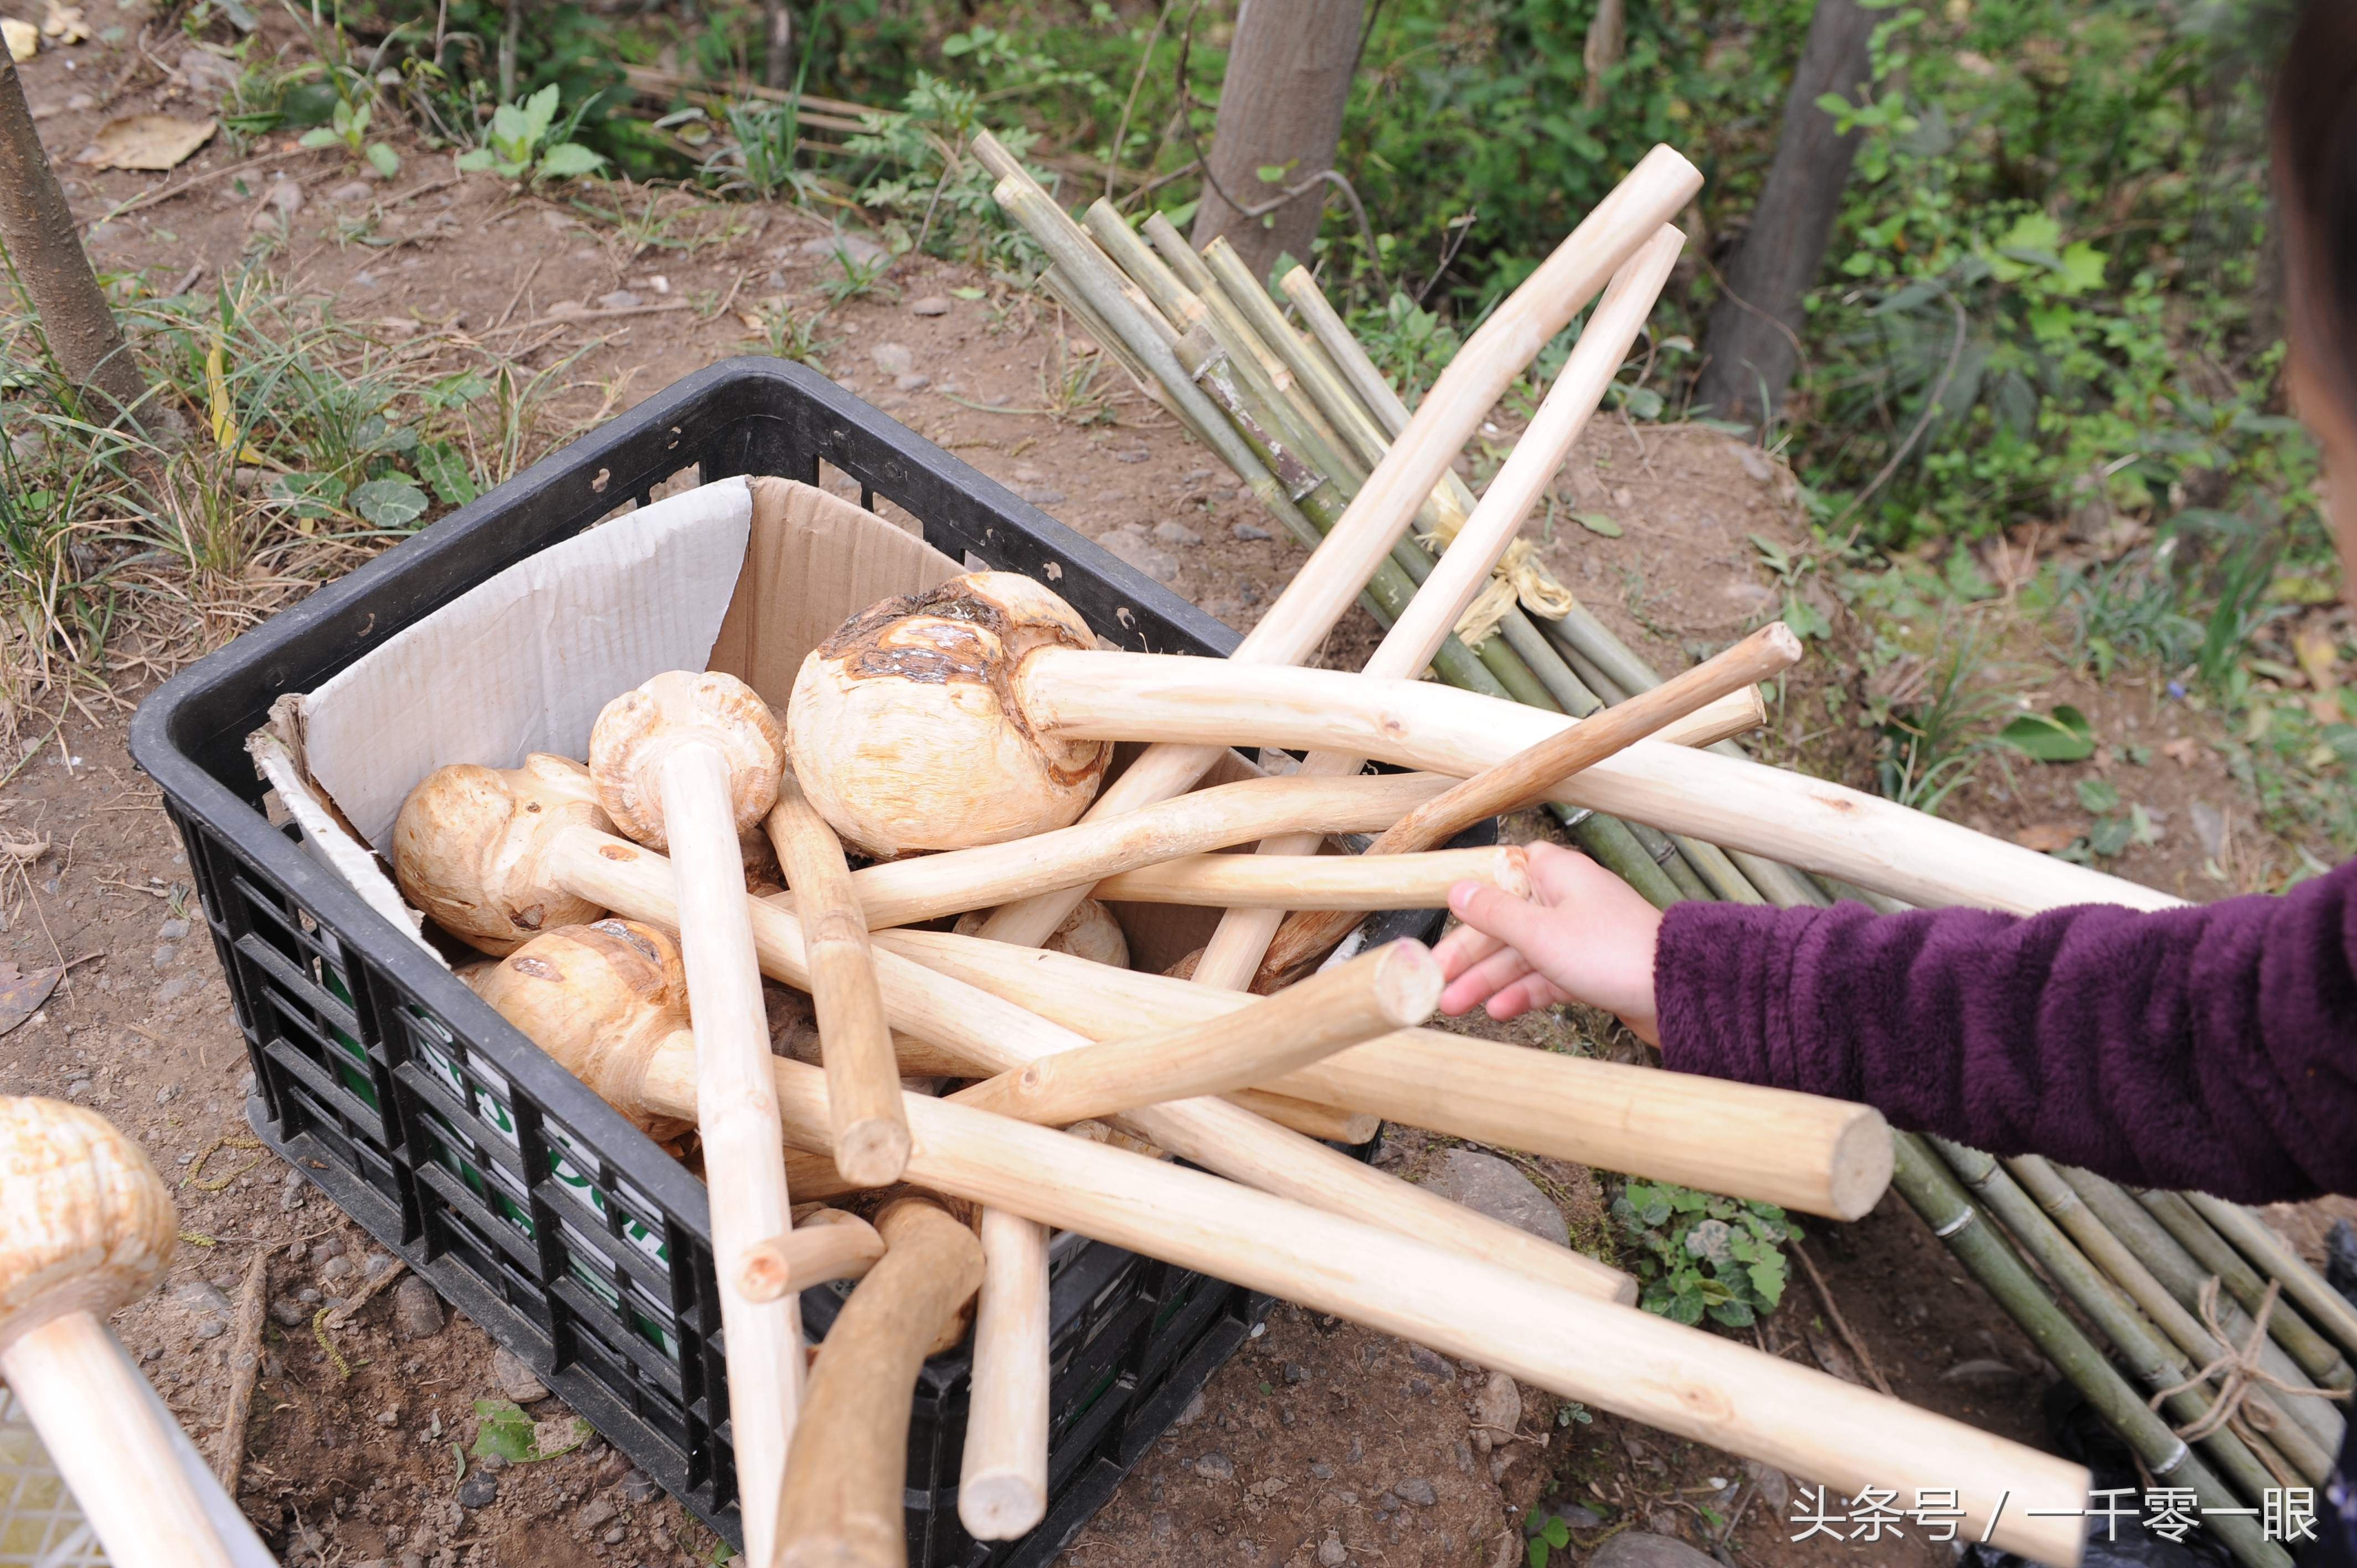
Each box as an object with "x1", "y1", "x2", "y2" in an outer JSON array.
[
  {"x1": 2146, "y1": 1278, "x2": 2354, "y2": 1444},
  {"x1": 1450, "y1": 539, "x2": 1580, "y2": 648}
]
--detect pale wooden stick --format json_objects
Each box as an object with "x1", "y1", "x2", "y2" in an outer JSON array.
[
  {"x1": 210, "y1": 1249, "x2": 268, "y2": 1489},
  {"x1": 959, "y1": 1208, "x2": 1052, "y2": 1539},
  {"x1": 776, "y1": 1201, "x2": 985, "y2": 1568},
  {"x1": 738, "y1": 1210, "x2": 886, "y2": 1303},
  {"x1": 1225, "y1": 1090, "x2": 1380, "y2": 1145},
  {"x1": 953, "y1": 940, "x2": 1442, "y2": 1127},
  {"x1": 650, "y1": 1052, "x2": 2091, "y2": 1565},
  {"x1": 971, "y1": 142, "x2": 1703, "y2": 948},
  {"x1": 1190, "y1": 227, "x2": 1692, "y2": 991},
  {"x1": 2, "y1": 1316, "x2": 238, "y2": 1568},
  {"x1": 1088, "y1": 844, "x2": 1529, "y2": 910},
  {"x1": 873, "y1": 928, "x2": 1893, "y2": 1223},
  {"x1": 1258, "y1": 621, "x2": 1800, "y2": 982},
  {"x1": 589, "y1": 673, "x2": 802, "y2": 1566},
  {"x1": 828, "y1": 770, "x2": 1454, "y2": 929},
  {"x1": 1016, "y1": 650, "x2": 2179, "y2": 916},
  {"x1": 550, "y1": 833, "x2": 1637, "y2": 1303},
  {"x1": 765, "y1": 772, "x2": 910, "y2": 1185}
]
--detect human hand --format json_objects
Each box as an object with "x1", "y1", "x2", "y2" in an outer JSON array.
[{"x1": 1434, "y1": 841, "x2": 1664, "y2": 1043}]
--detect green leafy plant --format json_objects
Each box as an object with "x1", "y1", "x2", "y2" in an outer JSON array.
[
  {"x1": 1524, "y1": 1510, "x2": 1573, "y2": 1568},
  {"x1": 457, "y1": 84, "x2": 608, "y2": 184},
  {"x1": 1612, "y1": 1180, "x2": 1800, "y2": 1329},
  {"x1": 1997, "y1": 704, "x2": 2097, "y2": 764},
  {"x1": 297, "y1": 73, "x2": 400, "y2": 177},
  {"x1": 470, "y1": 1397, "x2": 590, "y2": 1463}
]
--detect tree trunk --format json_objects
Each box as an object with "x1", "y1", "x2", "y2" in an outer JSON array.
[
  {"x1": 1691, "y1": 0, "x2": 1877, "y2": 431},
  {"x1": 763, "y1": 0, "x2": 793, "y2": 91},
  {"x1": 1188, "y1": 0, "x2": 1365, "y2": 284},
  {"x1": 0, "y1": 53, "x2": 151, "y2": 427}
]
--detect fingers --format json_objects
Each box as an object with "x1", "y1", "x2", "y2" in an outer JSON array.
[
  {"x1": 1432, "y1": 911, "x2": 1506, "y2": 979},
  {"x1": 1448, "y1": 879, "x2": 1564, "y2": 967},
  {"x1": 1439, "y1": 945, "x2": 1537, "y2": 1017},
  {"x1": 1486, "y1": 973, "x2": 1564, "y2": 1022}
]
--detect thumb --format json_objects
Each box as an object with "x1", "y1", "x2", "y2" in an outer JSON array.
[{"x1": 1447, "y1": 878, "x2": 1560, "y2": 963}]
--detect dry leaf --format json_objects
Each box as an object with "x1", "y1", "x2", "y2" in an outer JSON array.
[
  {"x1": 81, "y1": 113, "x2": 218, "y2": 172},
  {"x1": 2014, "y1": 822, "x2": 2080, "y2": 854},
  {"x1": 0, "y1": 962, "x2": 62, "y2": 1038},
  {"x1": 2161, "y1": 736, "x2": 2203, "y2": 766},
  {"x1": 3, "y1": 17, "x2": 38, "y2": 58},
  {"x1": 2294, "y1": 622, "x2": 2343, "y2": 723},
  {"x1": 39, "y1": 0, "x2": 84, "y2": 40}
]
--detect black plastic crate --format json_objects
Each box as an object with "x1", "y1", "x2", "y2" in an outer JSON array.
[{"x1": 128, "y1": 357, "x2": 1445, "y2": 1564}]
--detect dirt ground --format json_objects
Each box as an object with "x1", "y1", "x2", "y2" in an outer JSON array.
[{"x1": 5, "y1": 32, "x2": 2354, "y2": 1568}]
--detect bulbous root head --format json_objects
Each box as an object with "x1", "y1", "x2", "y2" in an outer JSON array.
[
  {"x1": 590, "y1": 670, "x2": 787, "y2": 851},
  {"x1": 787, "y1": 572, "x2": 1110, "y2": 857},
  {"x1": 958, "y1": 896, "x2": 1128, "y2": 969},
  {"x1": 0, "y1": 1097, "x2": 177, "y2": 1355},
  {"x1": 466, "y1": 921, "x2": 697, "y2": 1143},
  {"x1": 392, "y1": 753, "x2": 614, "y2": 955}
]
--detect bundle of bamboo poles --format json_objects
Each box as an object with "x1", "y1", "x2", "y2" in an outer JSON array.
[{"x1": 983, "y1": 145, "x2": 2357, "y2": 1568}]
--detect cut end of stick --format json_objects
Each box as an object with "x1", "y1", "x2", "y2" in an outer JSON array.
[
  {"x1": 738, "y1": 1238, "x2": 796, "y2": 1303},
  {"x1": 1827, "y1": 1108, "x2": 1898, "y2": 1223},
  {"x1": 958, "y1": 1472, "x2": 1050, "y2": 1540},
  {"x1": 1367, "y1": 939, "x2": 1445, "y2": 1028},
  {"x1": 833, "y1": 1117, "x2": 915, "y2": 1188},
  {"x1": 1758, "y1": 620, "x2": 1805, "y2": 667}
]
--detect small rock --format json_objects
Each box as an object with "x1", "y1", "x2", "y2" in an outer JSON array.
[
  {"x1": 596, "y1": 290, "x2": 641, "y2": 312},
  {"x1": 870, "y1": 342, "x2": 914, "y2": 378},
  {"x1": 893, "y1": 372, "x2": 930, "y2": 391},
  {"x1": 1425, "y1": 1148, "x2": 1569, "y2": 1247},
  {"x1": 909, "y1": 295, "x2": 951, "y2": 316},
  {"x1": 392, "y1": 1276, "x2": 445, "y2": 1340},
  {"x1": 576, "y1": 1498, "x2": 619, "y2": 1531},
  {"x1": 1395, "y1": 1478, "x2": 1437, "y2": 1507},
  {"x1": 1743, "y1": 1461, "x2": 1790, "y2": 1513},
  {"x1": 493, "y1": 1347, "x2": 549, "y2": 1403},
  {"x1": 1172, "y1": 1390, "x2": 1206, "y2": 1427},
  {"x1": 1734, "y1": 445, "x2": 1774, "y2": 483},
  {"x1": 159, "y1": 916, "x2": 191, "y2": 941},
  {"x1": 1406, "y1": 1378, "x2": 1433, "y2": 1397},
  {"x1": 1406, "y1": 1344, "x2": 1453, "y2": 1380},
  {"x1": 2191, "y1": 800, "x2": 2227, "y2": 860},
  {"x1": 1318, "y1": 1534, "x2": 1348, "y2": 1567},
  {"x1": 177, "y1": 47, "x2": 240, "y2": 95},
  {"x1": 377, "y1": 1407, "x2": 400, "y2": 1426},
  {"x1": 1113, "y1": 447, "x2": 1150, "y2": 463},
  {"x1": 279, "y1": 1180, "x2": 306, "y2": 1213},
  {"x1": 1308, "y1": 1461, "x2": 1334, "y2": 1479},
  {"x1": 64, "y1": 91, "x2": 96, "y2": 112},
  {"x1": 1232, "y1": 522, "x2": 1273, "y2": 543},
  {"x1": 1474, "y1": 1370, "x2": 1521, "y2": 1441},
  {"x1": 326, "y1": 179, "x2": 374, "y2": 205},
  {"x1": 192, "y1": 1318, "x2": 226, "y2": 1340},
  {"x1": 1013, "y1": 465, "x2": 1047, "y2": 483},
  {"x1": 1587, "y1": 1532, "x2": 1720, "y2": 1568},
  {"x1": 1151, "y1": 520, "x2": 1202, "y2": 548},
  {"x1": 1097, "y1": 524, "x2": 1180, "y2": 584},
  {"x1": 1283, "y1": 1362, "x2": 1307, "y2": 1385},
  {"x1": 321, "y1": 1254, "x2": 358, "y2": 1285},
  {"x1": 64, "y1": 1080, "x2": 90, "y2": 1101},
  {"x1": 478, "y1": 1452, "x2": 508, "y2": 1471},
  {"x1": 1192, "y1": 1452, "x2": 1234, "y2": 1482},
  {"x1": 620, "y1": 1469, "x2": 662, "y2": 1504},
  {"x1": 800, "y1": 233, "x2": 890, "y2": 268},
  {"x1": 456, "y1": 1472, "x2": 498, "y2": 1509},
  {"x1": 270, "y1": 1296, "x2": 309, "y2": 1327},
  {"x1": 1017, "y1": 485, "x2": 1067, "y2": 507},
  {"x1": 297, "y1": 1287, "x2": 320, "y2": 1303},
  {"x1": 154, "y1": 1084, "x2": 178, "y2": 1106},
  {"x1": 1376, "y1": 1493, "x2": 1400, "y2": 1513},
  {"x1": 156, "y1": 976, "x2": 195, "y2": 1005},
  {"x1": 600, "y1": 1528, "x2": 624, "y2": 1546},
  {"x1": 173, "y1": 1281, "x2": 233, "y2": 1320}
]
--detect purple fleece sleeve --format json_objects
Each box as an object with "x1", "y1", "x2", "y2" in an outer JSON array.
[{"x1": 1653, "y1": 859, "x2": 2357, "y2": 1203}]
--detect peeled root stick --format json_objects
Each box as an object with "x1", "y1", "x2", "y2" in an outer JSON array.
[
  {"x1": 1088, "y1": 844, "x2": 1529, "y2": 910},
  {"x1": 951, "y1": 939, "x2": 1441, "y2": 1128},
  {"x1": 871, "y1": 927, "x2": 1892, "y2": 1224}
]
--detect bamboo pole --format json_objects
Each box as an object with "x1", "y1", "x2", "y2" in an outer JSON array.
[
  {"x1": 1888, "y1": 1135, "x2": 2288, "y2": 1568},
  {"x1": 2057, "y1": 1167, "x2": 2346, "y2": 1455},
  {"x1": 2001, "y1": 1157, "x2": 2338, "y2": 1487},
  {"x1": 868, "y1": 927, "x2": 1893, "y2": 1222},
  {"x1": 2183, "y1": 1193, "x2": 2357, "y2": 1366},
  {"x1": 2140, "y1": 1192, "x2": 2355, "y2": 1390},
  {"x1": 951, "y1": 940, "x2": 1442, "y2": 1128},
  {"x1": 1934, "y1": 1141, "x2": 2314, "y2": 1498}
]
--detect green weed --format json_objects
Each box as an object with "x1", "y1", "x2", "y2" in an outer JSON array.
[{"x1": 1611, "y1": 1179, "x2": 1800, "y2": 1330}]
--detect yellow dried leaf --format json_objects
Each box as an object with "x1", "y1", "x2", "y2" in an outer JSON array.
[
  {"x1": 2, "y1": 17, "x2": 37, "y2": 58},
  {"x1": 39, "y1": 0, "x2": 85, "y2": 40},
  {"x1": 81, "y1": 114, "x2": 217, "y2": 172}
]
